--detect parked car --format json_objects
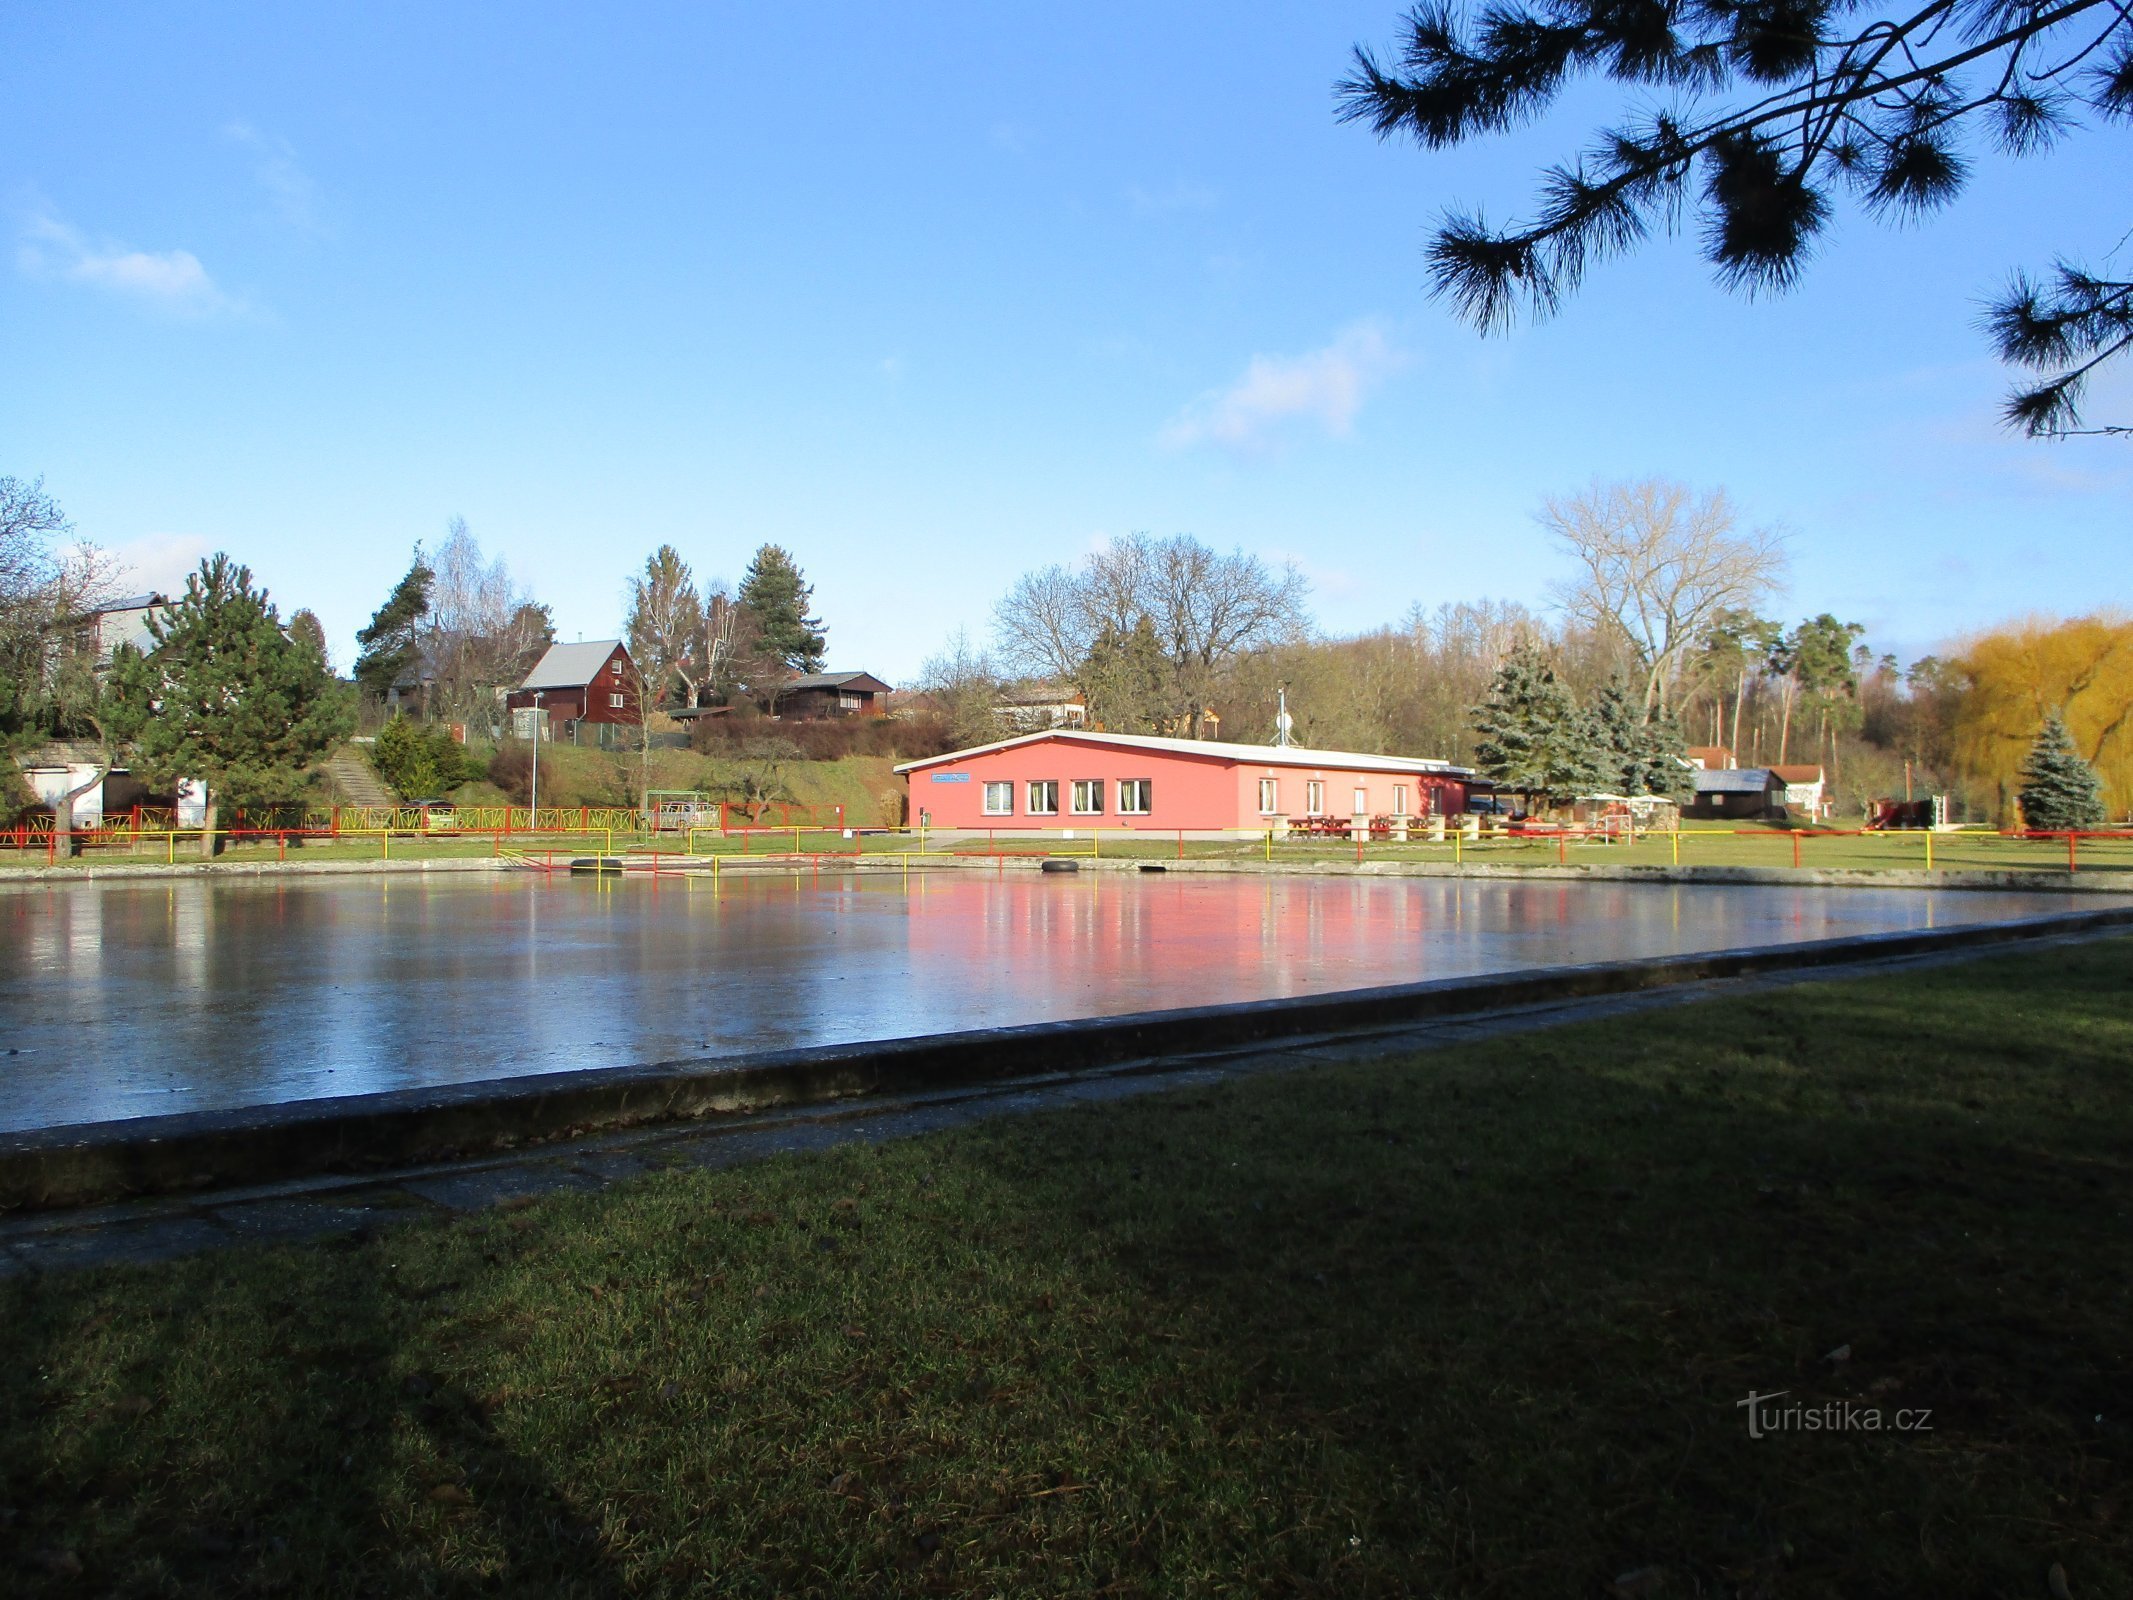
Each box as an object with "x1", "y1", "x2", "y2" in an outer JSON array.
[{"x1": 408, "y1": 799, "x2": 457, "y2": 830}]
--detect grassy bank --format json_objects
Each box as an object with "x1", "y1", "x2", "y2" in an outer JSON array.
[
  {"x1": 443, "y1": 745, "x2": 908, "y2": 829},
  {"x1": 4, "y1": 940, "x2": 2129, "y2": 1594}
]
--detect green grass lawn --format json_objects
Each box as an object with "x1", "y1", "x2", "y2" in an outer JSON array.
[{"x1": 4, "y1": 940, "x2": 2129, "y2": 1595}]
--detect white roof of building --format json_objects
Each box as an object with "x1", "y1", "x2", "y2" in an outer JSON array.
[
  {"x1": 894, "y1": 728, "x2": 1470, "y2": 777},
  {"x1": 519, "y1": 640, "x2": 625, "y2": 690},
  {"x1": 97, "y1": 593, "x2": 166, "y2": 615}
]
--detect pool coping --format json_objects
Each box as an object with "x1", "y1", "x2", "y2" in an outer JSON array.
[{"x1": 5, "y1": 901, "x2": 2131, "y2": 1214}]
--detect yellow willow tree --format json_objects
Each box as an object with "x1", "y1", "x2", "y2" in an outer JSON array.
[{"x1": 1955, "y1": 615, "x2": 2133, "y2": 822}]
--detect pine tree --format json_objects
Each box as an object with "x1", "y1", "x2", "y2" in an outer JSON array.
[
  {"x1": 108, "y1": 555, "x2": 354, "y2": 856},
  {"x1": 1470, "y1": 644, "x2": 1606, "y2": 807},
  {"x1": 1082, "y1": 616, "x2": 1172, "y2": 733},
  {"x1": 371, "y1": 715, "x2": 473, "y2": 800},
  {"x1": 2017, "y1": 711, "x2": 2106, "y2": 831},
  {"x1": 353, "y1": 549, "x2": 433, "y2": 702},
  {"x1": 736, "y1": 545, "x2": 826, "y2": 673},
  {"x1": 287, "y1": 608, "x2": 331, "y2": 668}
]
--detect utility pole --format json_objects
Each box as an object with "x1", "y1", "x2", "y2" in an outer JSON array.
[
  {"x1": 1274, "y1": 684, "x2": 1294, "y2": 748},
  {"x1": 528, "y1": 690, "x2": 544, "y2": 823}
]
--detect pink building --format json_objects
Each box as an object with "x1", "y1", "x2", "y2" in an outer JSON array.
[{"x1": 895, "y1": 730, "x2": 1471, "y2": 835}]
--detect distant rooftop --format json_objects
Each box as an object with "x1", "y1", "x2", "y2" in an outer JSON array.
[
  {"x1": 785, "y1": 671, "x2": 890, "y2": 693},
  {"x1": 1693, "y1": 768, "x2": 1781, "y2": 794},
  {"x1": 519, "y1": 640, "x2": 626, "y2": 689}
]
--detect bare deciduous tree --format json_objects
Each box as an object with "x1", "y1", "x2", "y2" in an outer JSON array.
[
  {"x1": 0, "y1": 476, "x2": 71, "y2": 599},
  {"x1": 993, "y1": 533, "x2": 1309, "y2": 737},
  {"x1": 993, "y1": 563, "x2": 1092, "y2": 686},
  {"x1": 720, "y1": 604, "x2": 802, "y2": 717},
  {"x1": 422, "y1": 517, "x2": 544, "y2": 725},
  {"x1": 916, "y1": 629, "x2": 1008, "y2": 748},
  {"x1": 1539, "y1": 480, "x2": 1787, "y2": 718},
  {"x1": 39, "y1": 543, "x2": 128, "y2": 852},
  {"x1": 701, "y1": 582, "x2": 739, "y2": 702},
  {"x1": 1, "y1": 476, "x2": 77, "y2": 734}
]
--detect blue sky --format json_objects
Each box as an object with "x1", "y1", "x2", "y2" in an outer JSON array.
[{"x1": 5, "y1": 3, "x2": 2128, "y2": 684}]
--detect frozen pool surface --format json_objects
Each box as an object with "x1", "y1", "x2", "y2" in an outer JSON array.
[{"x1": 0, "y1": 872, "x2": 2116, "y2": 1131}]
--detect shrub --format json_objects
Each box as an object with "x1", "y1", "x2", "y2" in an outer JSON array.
[
  {"x1": 372, "y1": 717, "x2": 477, "y2": 800},
  {"x1": 0, "y1": 762, "x2": 37, "y2": 824},
  {"x1": 689, "y1": 710, "x2": 960, "y2": 762},
  {"x1": 488, "y1": 741, "x2": 533, "y2": 804}
]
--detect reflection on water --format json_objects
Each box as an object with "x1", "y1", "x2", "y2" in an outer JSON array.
[{"x1": 0, "y1": 872, "x2": 2111, "y2": 1132}]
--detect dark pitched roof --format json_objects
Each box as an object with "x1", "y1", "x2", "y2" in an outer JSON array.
[
  {"x1": 1693, "y1": 767, "x2": 1784, "y2": 794},
  {"x1": 785, "y1": 671, "x2": 891, "y2": 694}
]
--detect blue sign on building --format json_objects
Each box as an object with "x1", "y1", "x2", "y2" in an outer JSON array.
[{"x1": 930, "y1": 772, "x2": 970, "y2": 783}]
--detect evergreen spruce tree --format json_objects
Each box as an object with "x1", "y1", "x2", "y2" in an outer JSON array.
[
  {"x1": 1585, "y1": 676, "x2": 1643, "y2": 794},
  {"x1": 353, "y1": 549, "x2": 434, "y2": 702},
  {"x1": 736, "y1": 545, "x2": 826, "y2": 673},
  {"x1": 1573, "y1": 673, "x2": 1693, "y2": 800},
  {"x1": 1082, "y1": 616, "x2": 1172, "y2": 733},
  {"x1": 1470, "y1": 643, "x2": 1606, "y2": 808},
  {"x1": 108, "y1": 555, "x2": 354, "y2": 856},
  {"x1": 2017, "y1": 711, "x2": 2107, "y2": 831},
  {"x1": 1633, "y1": 701, "x2": 1693, "y2": 802}
]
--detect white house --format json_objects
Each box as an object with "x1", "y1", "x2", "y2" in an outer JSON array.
[{"x1": 1770, "y1": 764, "x2": 1832, "y2": 821}]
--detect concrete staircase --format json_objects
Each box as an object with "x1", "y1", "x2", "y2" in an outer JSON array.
[{"x1": 325, "y1": 745, "x2": 394, "y2": 808}]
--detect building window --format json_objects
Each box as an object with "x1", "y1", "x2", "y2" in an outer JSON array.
[
  {"x1": 838, "y1": 693, "x2": 861, "y2": 710},
  {"x1": 1028, "y1": 780, "x2": 1060, "y2": 815},
  {"x1": 983, "y1": 781, "x2": 1013, "y2": 815},
  {"x1": 1258, "y1": 777, "x2": 1278, "y2": 815},
  {"x1": 1119, "y1": 779, "x2": 1152, "y2": 815},
  {"x1": 609, "y1": 692, "x2": 625, "y2": 709},
  {"x1": 1306, "y1": 780, "x2": 1325, "y2": 814},
  {"x1": 611, "y1": 661, "x2": 623, "y2": 677},
  {"x1": 1071, "y1": 779, "x2": 1104, "y2": 815},
  {"x1": 1353, "y1": 785, "x2": 1369, "y2": 815}
]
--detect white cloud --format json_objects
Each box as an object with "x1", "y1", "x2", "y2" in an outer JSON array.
[
  {"x1": 1159, "y1": 322, "x2": 1405, "y2": 455},
  {"x1": 225, "y1": 122, "x2": 324, "y2": 234},
  {"x1": 108, "y1": 531, "x2": 216, "y2": 596},
  {"x1": 16, "y1": 211, "x2": 236, "y2": 315}
]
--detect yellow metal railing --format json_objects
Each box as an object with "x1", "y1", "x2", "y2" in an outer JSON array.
[{"x1": 9, "y1": 814, "x2": 2133, "y2": 877}]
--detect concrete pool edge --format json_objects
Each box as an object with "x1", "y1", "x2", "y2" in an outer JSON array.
[{"x1": 5, "y1": 903, "x2": 2131, "y2": 1214}]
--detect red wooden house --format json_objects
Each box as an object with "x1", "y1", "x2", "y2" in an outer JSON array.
[{"x1": 505, "y1": 640, "x2": 642, "y2": 748}]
